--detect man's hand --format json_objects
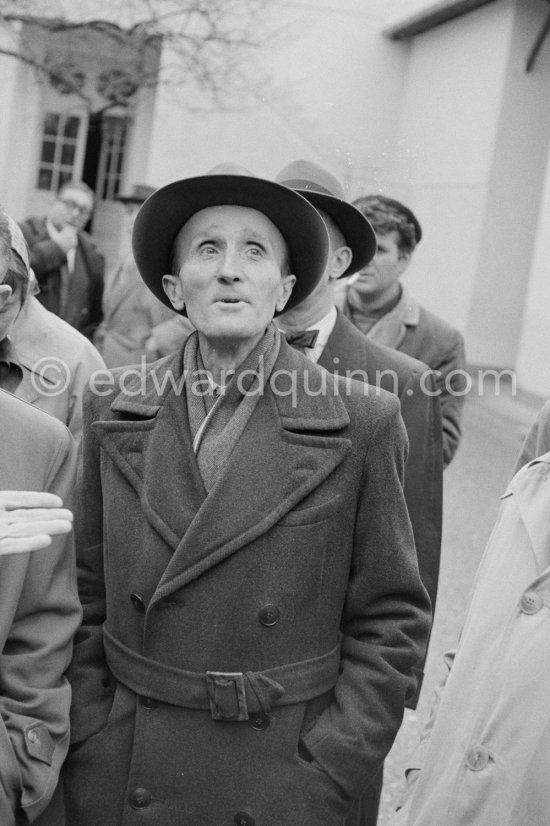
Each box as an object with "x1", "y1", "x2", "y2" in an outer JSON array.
[
  {"x1": 0, "y1": 491, "x2": 73, "y2": 555},
  {"x1": 55, "y1": 225, "x2": 78, "y2": 254}
]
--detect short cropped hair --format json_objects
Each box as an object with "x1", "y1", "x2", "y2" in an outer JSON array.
[{"x1": 353, "y1": 195, "x2": 418, "y2": 257}]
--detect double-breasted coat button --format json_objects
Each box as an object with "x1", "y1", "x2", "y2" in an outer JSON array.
[
  {"x1": 234, "y1": 812, "x2": 255, "y2": 826},
  {"x1": 258, "y1": 604, "x2": 280, "y2": 627},
  {"x1": 140, "y1": 696, "x2": 157, "y2": 709},
  {"x1": 129, "y1": 787, "x2": 152, "y2": 809},
  {"x1": 466, "y1": 746, "x2": 490, "y2": 771},
  {"x1": 520, "y1": 590, "x2": 543, "y2": 614},
  {"x1": 130, "y1": 593, "x2": 146, "y2": 613},
  {"x1": 249, "y1": 711, "x2": 270, "y2": 731}
]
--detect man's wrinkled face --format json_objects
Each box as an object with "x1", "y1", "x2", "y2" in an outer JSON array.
[
  {"x1": 351, "y1": 229, "x2": 409, "y2": 301},
  {"x1": 163, "y1": 205, "x2": 295, "y2": 346},
  {"x1": 50, "y1": 187, "x2": 94, "y2": 231}
]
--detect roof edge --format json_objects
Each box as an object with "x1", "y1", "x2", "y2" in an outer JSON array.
[{"x1": 384, "y1": 0, "x2": 498, "y2": 41}]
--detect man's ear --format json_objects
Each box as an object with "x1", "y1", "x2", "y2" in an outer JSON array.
[
  {"x1": 398, "y1": 251, "x2": 412, "y2": 276},
  {"x1": 0, "y1": 284, "x2": 13, "y2": 308},
  {"x1": 328, "y1": 245, "x2": 352, "y2": 282},
  {"x1": 162, "y1": 274, "x2": 185, "y2": 311},
  {"x1": 276, "y1": 273, "x2": 297, "y2": 312}
]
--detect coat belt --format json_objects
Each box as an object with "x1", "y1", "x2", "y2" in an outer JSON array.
[{"x1": 103, "y1": 627, "x2": 341, "y2": 721}]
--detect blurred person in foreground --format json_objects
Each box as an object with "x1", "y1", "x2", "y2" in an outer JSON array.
[
  {"x1": 19, "y1": 181, "x2": 104, "y2": 339},
  {"x1": 275, "y1": 159, "x2": 443, "y2": 826},
  {"x1": 335, "y1": 195, "x2": 466, "y2": 467},
  {"x1": 63, "y1": 164, "x2": 430, "y2": 826},
  {"x1": 94, "y1": 184, "x2": 177, "y2": 368},
  {"x1": 514, "y1": 397, "x2": 550, "y2": 472},
  {"x1": 389, "y1": 449, "x2": 550, "y2": 826},
  {"x1": 0, "y1": 210, "x2": 105, "y2": 450}
]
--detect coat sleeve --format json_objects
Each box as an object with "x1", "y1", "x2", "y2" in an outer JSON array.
[
  {"x1": 0, "y1": 428, "x2": 81, "y2": 824},
  {"x1": 66, "y1": 386, "x2": 113, "y2": 746},
  {"x1": 398, "y1": 366, "x2": 443, "y2": 708},
  {"x1": 433, "y1": 330, "x2": 467, "y2": 468},
  {"x1": 300, "y1": 399, "x2": 432, "y2": 800},
  {"x1": 399, "y1": 366, "x2": 443, "y2": 617}
]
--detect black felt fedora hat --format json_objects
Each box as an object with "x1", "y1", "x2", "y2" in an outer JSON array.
[
  {"x1": 275, "y1": 159, "x2": 376, "y2": 277},
  {"x1": 132, "y1": 163, "x2": 329, "y2": 313}
]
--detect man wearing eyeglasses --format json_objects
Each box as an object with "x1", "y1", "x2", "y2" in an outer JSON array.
[{"x1": 20, "y1": 181, "x2": 105, "y2": 339}]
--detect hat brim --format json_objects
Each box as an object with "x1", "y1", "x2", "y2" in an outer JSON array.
[
  {"x1": 132, "y1": 175, "x2": 329, "y2": 314},
  {"x1": 295, "y1": 191, "x2": 376, "y2": 277}
]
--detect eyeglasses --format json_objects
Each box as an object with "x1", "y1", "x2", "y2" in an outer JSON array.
[{"x1": 59, "y1": 198, "x2": 93, "y2": 217}]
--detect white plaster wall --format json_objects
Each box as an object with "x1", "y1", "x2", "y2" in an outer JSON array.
[
  {"x1": 466, "y1": 0, "x2": 550, "y2": 367},
  {"x1": 144, "y1": 0, "x2": 410, "y2": 195},
  {"x1": 388, "y1": 0, "x2": 516, "y2": 337},
  {"x1": 515, "y1": 143, "x2": 550, "y2": 397}
]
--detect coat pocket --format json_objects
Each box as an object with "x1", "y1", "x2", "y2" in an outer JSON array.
[{"x1": 278, "y1": 495, "x2": 342, "y2": 527}]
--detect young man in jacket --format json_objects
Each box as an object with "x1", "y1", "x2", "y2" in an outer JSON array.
[
  {"x1": 64, "y1": 164, "x2": 431, "y2": 826},
  {"x1": 335, "y1": 195, "x2": 466, "y2": 467}
]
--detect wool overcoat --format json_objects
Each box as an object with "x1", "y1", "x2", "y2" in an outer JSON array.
[
  {"x1": 19, "y1": 217, "x2": 105, "y2": 340},
  {"x1": 64, "y1": 338, "x2": 431, "y2": 826},
  {"x1": 0, "y1": 390, "x2": 81, "y2": 825}
]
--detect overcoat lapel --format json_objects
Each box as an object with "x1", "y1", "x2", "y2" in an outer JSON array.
[
  {"x1": 94, "y1": 351, "x2": 207, "y2": 551},
  {"x1": 94, "y1": 344, "x2": 352, "y2": 605}
]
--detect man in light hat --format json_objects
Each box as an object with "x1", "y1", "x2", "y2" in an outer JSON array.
[
  {"x1": 336, "y1": 195, "x2": 466, "y2": 467},
  {"x1": 275, "y1": 159, "x2": 444, "y2": 826},
  {"x1": 0, "y1": 211, "x2": 105, "y2": 450},
  {"x1": 64, "y1": 164, "x2": 430, "y2": 826},
  {"x1": 94, "y1": 184, "x2": 185, "y2": 368}
]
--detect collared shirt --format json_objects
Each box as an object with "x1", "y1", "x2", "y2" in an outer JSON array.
[{"x1": 303, "y1": 305, "x2": 338, "y2": 363}]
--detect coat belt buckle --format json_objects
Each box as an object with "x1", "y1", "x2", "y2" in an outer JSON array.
[{"x1": 206, "y1": 671, "x2": 249, "y2": 721}]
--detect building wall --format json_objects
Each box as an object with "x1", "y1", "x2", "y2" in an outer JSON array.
[
  {"x1": 144, "y1": 0, "x2": 411, "y2": 193},
  {"x1": 515, "y1": 139, "x2": 550, "y2": 397},
  {"x1": 388, "y1": 0, "x2": 516, "y2": 336},
  {"x1": 466, "y1": 0, "x2": 550, "y2": 367}
]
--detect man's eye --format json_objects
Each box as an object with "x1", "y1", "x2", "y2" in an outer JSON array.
[
  {"x1": 246, "y1": 245, "x2": 264, "y2": 258},
  {"x1": 199, "y1": 244, "x2": 217, "y2": 255}
]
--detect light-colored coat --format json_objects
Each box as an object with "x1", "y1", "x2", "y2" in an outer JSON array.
[
  {"x1": 391, "y1": 452, "x2": 550, "y2": 826},
  {"x1": 0, "y1": 390, "x2": 81, "y2": 825},
  {"x1": 64, "y1": 338, "x2": 431, "y2": 826},
  {"x1": 94, "y1": 253, "x2": 174, "y2": 368},
  {"x1": 11, "y1": 295, "x2": 106, "y2": 449}
]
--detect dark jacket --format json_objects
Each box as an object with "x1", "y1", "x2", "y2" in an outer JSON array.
[
  {"x1": 19, "y1": 217, "x2": 105, "y2": 339},
  {"x1": 64, "y1": 339, "x2": 430, "y2": 826},
  {"x1": 319, "y1": 311, "x2": 443, "y2": 634}
]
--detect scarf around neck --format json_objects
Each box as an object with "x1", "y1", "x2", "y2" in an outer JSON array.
[{"x1": 183, "y1": 322, "x2": 281, "y2": 491}]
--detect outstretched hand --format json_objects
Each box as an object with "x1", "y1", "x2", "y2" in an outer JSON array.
[{"x1": 0, "y1": 491, "x2": 73, "y2": 555}]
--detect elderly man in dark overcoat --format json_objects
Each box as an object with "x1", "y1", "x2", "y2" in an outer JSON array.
[{"x1": 64, "y1": 165, "x2": 431, "y2": 826}]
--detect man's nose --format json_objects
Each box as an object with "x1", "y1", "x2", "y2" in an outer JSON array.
[{"x1": 215, "y1": 249, "x2": 242, "y2": 282}]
